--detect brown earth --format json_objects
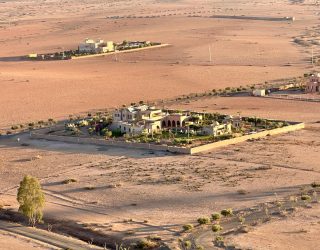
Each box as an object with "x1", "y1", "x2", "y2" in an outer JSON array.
[{"x1": 1, "y1": 0, "x2": 319, "y2": 130}]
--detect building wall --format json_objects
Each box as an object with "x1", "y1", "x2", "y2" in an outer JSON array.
[{"x1": 162, "y1": 114, "x2": 188, "y2": 128}]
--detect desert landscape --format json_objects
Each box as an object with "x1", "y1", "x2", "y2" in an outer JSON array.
[{"x1": 1, "y1": 0, "x2": 320, "y2": 249}]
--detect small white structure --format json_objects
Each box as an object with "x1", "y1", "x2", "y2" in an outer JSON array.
[
  {"x1": 223, "y1": 115, "x2": 242, "y2": 128},
  {"x1": 201, "y1": 122, "x2": 232, "y2": 136},
  {"x1": 78, "y1": 38, "x2": 114, "y2": 53},
  {"x1": 252, "y1": 89, "x2": 266, "y2": 97}
]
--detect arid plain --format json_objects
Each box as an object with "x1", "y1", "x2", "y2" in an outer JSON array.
[{"x1": 1, "y1": 0, "x2": 320, "y2": 249}]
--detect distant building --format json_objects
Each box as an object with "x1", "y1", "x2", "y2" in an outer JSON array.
[
  {"x1": 252, "y1": 89, "x2": 266, "y2": 96},
  {"x1": 306, "y1": 73, "x2": 320, "y2": 93},
  {"x1": 27, "y1": 53, "x2": 38, "y2": 58},
  {"x1": 223, "y1": 115, "x2": 242, "y2": 128},
  {"x1": 78, "y1": 38, "x2": 114, "y2": 54}
]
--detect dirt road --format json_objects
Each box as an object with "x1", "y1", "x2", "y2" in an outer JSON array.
[{"x1": 0, "y1": 220, "x2": 104, "y2": 250}]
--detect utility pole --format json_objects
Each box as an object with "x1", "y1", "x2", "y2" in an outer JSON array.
[
  {"x1": 208, "y1": 44, "x2": 212, "y2": 63},
  {"x1": 311, "y1": 47, "x2": 314, "y2": 67},
  {"x1": 114, "y1": 50, "x2": 118, "y2": 62}
]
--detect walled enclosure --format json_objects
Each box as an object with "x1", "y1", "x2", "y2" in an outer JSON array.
[{"x1": 30, "y1": 122, "x2": 305, "y2": 154}]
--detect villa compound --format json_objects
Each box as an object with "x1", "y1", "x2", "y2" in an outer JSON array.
[{"x1": 110, "y1": 105, "x2": 233, "y2": 136}]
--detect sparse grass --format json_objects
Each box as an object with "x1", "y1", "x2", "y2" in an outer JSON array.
[
  {"x1": 197, "y1": 217, "x2": 210, "y2": 225},
  {"x1": 62, "y1": 178, "x2": 77, "y2": 184},
  {"x1": 237, "y1": 189, "x2": 248, "y2": 195},
  {"x1": 125, "y1": 229, "x2": 136, "y2": 235},
  {"x1": 238, "y1": 225, "x2": 250, "y2": 233},
  {"x1": 221, "y1": 208, "x2": 233, "y2": 217},
  {"x1": 147, "y1": 235, "x2": 161, "y2": 241},
  {"x1": 182, "y1": 224, "x2": 194, "y2": 231}
]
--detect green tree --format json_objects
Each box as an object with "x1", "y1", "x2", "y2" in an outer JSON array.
[{"x1": 17, "y1": 175, "x2": 45, "y2": 226}]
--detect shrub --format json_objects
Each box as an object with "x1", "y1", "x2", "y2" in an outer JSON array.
[
  {"x1": 182, "y1": 224, "x2": 194, "y2": 231},
  {"x1": 101, "y1": 128, "x2": 111, "y2": 136},
  {"x1": 184, "y1": 240, "x2": 192, "y2": 249},
  {"x1": 238, "y1": 216, "x2": 245, "y2": 224},
  {"x1": 216, "y1": 235, "x2": 224, "y2": 241},
  {"x1": 221, "y1": 208, "x2": 233, "y2": 217},
  {"x1": 212, "y1": 224, "x2": 223, "y2": 232},
  {"x1": 197, "y1": 217, "x2": 210, "y2": 225},
  {"x1": 214, "y1": 236, "x2": 224, "y2": 247},
  {"x1": 85, "y1": 186, "x2": 95, "y2": 190},
  {"x1": 62, "y1": 179, "x2": 77, "y2": 184},
  {"x1": 196, "y1": 245, "x2": 204, "y2": 250},
  {"x1": 211, "y1": 213, "x2": 221, "y2": 221},
  {"x1": 136, "y1": 238, "x2": 158, "y2": 249},
  {"x1": 11, "y1": 125, "x2": 19, "y2": 130},
  {"x1": 301, "y1": 195, "x2": 311, "y2": 201},
  {"x1": 311, "y1": 182, "x2": 320, "y2": 188}
]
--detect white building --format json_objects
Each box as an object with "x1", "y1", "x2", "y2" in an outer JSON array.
[
  {"x1": 111, "y1": 105, "x2": 163, "y2": 135},
  {"x1": 78, "y1": 39, "x2": 114, "y2": 54},
  {"x1": 201, "y1": 121, "x2": 232, "y2": 136},
  {"x1": 252, "y1": 89, "x2": 266, "y2": 97}
]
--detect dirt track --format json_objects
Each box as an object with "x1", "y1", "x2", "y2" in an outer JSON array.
[{"x1": 0, "y1": 220, "x2": 103, "y2": 250}]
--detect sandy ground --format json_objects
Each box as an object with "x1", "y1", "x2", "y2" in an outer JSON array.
[
  {"x1": 229, "y1": 204, "x2": 320, "y2": 250},
  {"x1": 0, "y1": 96, "x2": 320, "y2": 248},
  {"x1": 1, "y1": 0, "x2": 319, "y2": 129}
]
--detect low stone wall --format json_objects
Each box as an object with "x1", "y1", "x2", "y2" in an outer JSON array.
[
  {"x1": 190, "y1": 122, "x2": 305, "y2": 154},
  {"x1": 30, "y1": 122, "x2": 304, "y2": 155}
]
